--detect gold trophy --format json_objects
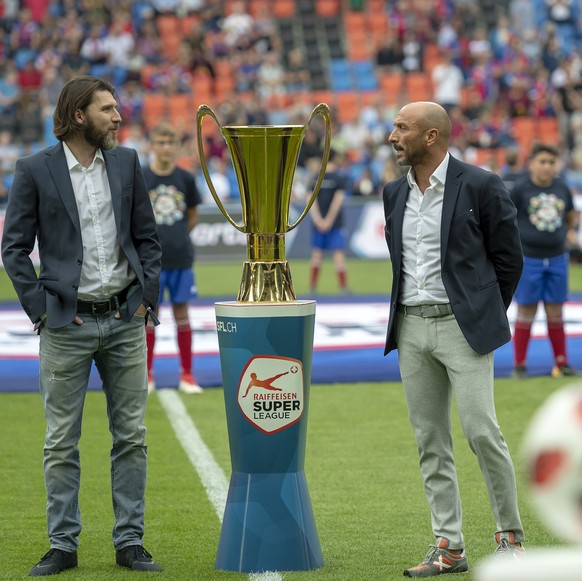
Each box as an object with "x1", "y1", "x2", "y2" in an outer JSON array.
[{"x1": 196, "y1": 103, "x2": 331, "y2": 302}]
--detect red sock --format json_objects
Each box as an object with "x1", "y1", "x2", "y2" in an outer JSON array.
[
  {"x1": 547, "y1": 320, "x2": 567, "y2": 367},
  {"x1": 146, "y1": 326, "x2": 155, "y2": 375},
  {"x1": 310, "y1": 265, "x2": 320, "y2": 289},
  {"x1": 337, "y1": 267, "x2": 347, "y2": 289},
  {"x1": 177, "y1": 323, "x2": 192, "y2": 375},
  {"x1": 513, "y1": 320, "x2": 532, "y2": 367}
]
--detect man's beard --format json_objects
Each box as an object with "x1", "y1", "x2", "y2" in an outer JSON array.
[{"x1": 84, "y1": 117, "x2": 118, "y2": 150}]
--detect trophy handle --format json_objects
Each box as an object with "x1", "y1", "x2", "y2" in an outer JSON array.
[
  {"x1": 196, "y1": 104, "x2": 245, "y2": 232},
  {"x1": 287, "y1": 102, "x2": 332, "y2": 232}
]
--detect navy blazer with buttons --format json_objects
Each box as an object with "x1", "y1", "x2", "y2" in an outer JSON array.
[
  {"x1": 1, "y1": 142, "x2": 161, "y2": 329},
  {"x1": 383, "y1": 155, "x2": 523, "y2": 355}
]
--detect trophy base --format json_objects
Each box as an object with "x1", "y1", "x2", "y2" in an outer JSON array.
[
  {"x1": 215, "y1": 470, "x2": 323, "y2": 572},
  {"x1": 237, "y1": 261, "x2": 296, "y2": 302}
]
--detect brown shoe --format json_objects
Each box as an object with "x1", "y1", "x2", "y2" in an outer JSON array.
[{"x1": 404, "y1": 537, "x2": 469, "y2": 577}]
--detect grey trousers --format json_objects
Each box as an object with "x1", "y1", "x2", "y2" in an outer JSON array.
[{"x1": 395, "y1": 311, "x2": 524, "y2": 549}]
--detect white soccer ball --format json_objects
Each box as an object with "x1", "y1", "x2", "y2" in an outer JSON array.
[{"x1": 521, "y1": 384, "x2": 582, "y2": 544}]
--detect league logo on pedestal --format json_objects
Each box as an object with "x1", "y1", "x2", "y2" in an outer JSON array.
[
  {"x1": 196, "y1": 103, "x2": 331, "y2": 573},
  {"x1": 238, "y1": 355, "x2": 304, "y2": 434}
]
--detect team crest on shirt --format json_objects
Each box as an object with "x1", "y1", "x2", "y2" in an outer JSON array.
[
  {"x1": 149, "y1": 184, "x2": 186, "y2": 226},
  {"x1": 528, "y1": 192, "x2": 565, "y2": 232}
]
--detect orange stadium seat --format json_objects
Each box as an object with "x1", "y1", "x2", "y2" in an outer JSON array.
[
  {"x1": 142, "y1": 93, "x2": 167, "y2": 129},
  {"x1": 313, "y1": 90, "x2": 334, "y2": 107},
  {"x1": 379, "y1": 73, "x2": 404, "y2": 103},
  {"x1": 272, "y1": 0, "x2": 295, "y2": 18},
  {"x1": 538, "y1": 116, "x2": 562, "y2": 145},
  {"x1": 190, "y1": 75, "x2": 214, "y2": 101},
  {"x1": 334, "y1": 91, "x2": 359, "y2": 124},
  {"x1": 343, "y1": 11, "x2": 366, "y2": 31},
  {"x1": 512, "y1": 116, "x2": 537, "y2": 150},
  {"x1": 367, "y1": 0, "x2": 385, "y2": 11},
  {"x1": 214, "y1": 74, "x2": 236, "y2": 95},
  {"x1": 347, "y1": 35, "x2": 372, "y2": 60},
  {"x1": 405, "y1": 72, "x2": 432, "y2": 101},
  {"x1": 423, "y1": 43, "x2": 442, "y2": 73},
  {"x1": 316, "y1": 0, "x2": 340, "y2": 17},
  {"x1": 360, "y1": 90, "x2": 382, "y2": 107},
  {"x1": 248, "y1": 0, "x2": 271, "y2": 17},
  {"x1": 168, "y1": 94, "x2": 195, "y2": 127}
]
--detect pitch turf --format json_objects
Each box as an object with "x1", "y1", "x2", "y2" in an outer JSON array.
[
  {"x1": 0, "y1": 378, "x2": 568, "y2": 580},
  {"x1": 1, "y1": 260, "x2": 579, "y2": 579}
]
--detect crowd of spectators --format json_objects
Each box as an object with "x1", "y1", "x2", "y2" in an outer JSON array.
[{"x1": 1, "y1": 0, "x2": 582, "y2": 213}]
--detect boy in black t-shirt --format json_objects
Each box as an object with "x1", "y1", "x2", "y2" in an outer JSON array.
[
  {"x1": 144, "y1": 123, "x2": 203, "y2": 394},
  {"x1": 510, "y1": 143, "x2": 579, "y2": 378}
]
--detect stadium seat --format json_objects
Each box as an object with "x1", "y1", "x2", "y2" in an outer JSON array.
[
  {"x1": 272, "y1": 0, "x2": 295, "y2": 18},
  {"x1": 347, "y1": 34, "x2": 372, "y2": 60},
  {"x1": 352, "y1": 61, "x2": 379, "y2": 91},
  {"x1": 405, "y1": 72, "x2": 432, "y2": 102},
  {"x1": 168, "y1": 94, "x2": 194, "y2": 127},
  {"x1": 329, "y1": 59, "x2": 354, "y2": 92},
  {"x1": 512, "y1": 117, "x2": 538, "y2": 150},
  {"x1": 316, "y1": 0, "x2": 340, "y2": 17},
  {"x1": 334, "y1": 91, "x2": 359, "y2": 124},
  {"x1": 142, "y1": 93, "x2": 167, "y2": 129},
  {"x1": 379, "y1": 73, "x2": 404, "y2": 103},
  {"x1": 343, "y1": 11, "x2": 366, "y2": 31},
  {"x1": 538, "y1": 116, "x2": 562, "y2": 145},
  {"x1": 248, "y1": 0, "x2": 270, "y2": 17}
]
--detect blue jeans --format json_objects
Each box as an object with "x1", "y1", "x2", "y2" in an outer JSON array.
[{"x1": 39, "y1": 311, "x2": 148, "y2": 551}]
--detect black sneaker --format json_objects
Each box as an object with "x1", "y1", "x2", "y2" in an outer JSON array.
[
  {"x1": 560, "y1": 365, "x2": 579, "y2": 377},
  {"x1": 511, "y1": 365, "x2": 527, "y2": 379},
  {"x1": 116, "y1": 545, "x2": 163, "y2": 572},
  {"x1": 29, "y1": 548, "x2": 78, "y2": 576}
]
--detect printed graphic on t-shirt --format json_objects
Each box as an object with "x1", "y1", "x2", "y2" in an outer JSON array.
[
  {"x1": 528, "y1": 192, "x2": 566, "y2": 233},
  {"x1": 149, "y1": 184, "x2": 186, "y2": 226}
]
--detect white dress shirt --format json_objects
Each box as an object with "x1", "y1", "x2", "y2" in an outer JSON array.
[
  {"x1": 400, "y1": 153, "x2": 450, "y2": 306},
  {"x1": 63, "y1": 142, "x2": 135, "y2": 300}
]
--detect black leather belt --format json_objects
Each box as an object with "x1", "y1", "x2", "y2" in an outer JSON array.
[
  {"x1": 77, "y1": 283, "x2": 134, "y2": 315},
  {"x1": 397, "y1": 303, "x2": 453, "y2": 318}
]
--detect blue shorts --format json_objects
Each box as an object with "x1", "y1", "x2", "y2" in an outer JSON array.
[
  {"x1": 158, "y1": 268, "x2": 197, "y2": 305},
  {"x1": 515, "y1": 253, "x2": 569, "y2": 305},
  {"x1": 312, "y1": 228, "x2": 345, "y2": 251}
]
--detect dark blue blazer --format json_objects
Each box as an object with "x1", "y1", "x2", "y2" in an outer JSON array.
[
  {"x1": 1, "y1": 142, "x2": 161, "y2": 328},
  {"x1": 383, "y1": 156, "x2": 523, "y2": 355}
]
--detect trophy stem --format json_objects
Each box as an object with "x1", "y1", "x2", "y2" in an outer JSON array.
[
  {"x1": 247, "y1": 233, "x2": 285, "y2": 262},
  {"x1": 237, "y1": 260, "x2": 296, "y2": 302}
]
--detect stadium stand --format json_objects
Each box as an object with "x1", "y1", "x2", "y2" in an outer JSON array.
[{"x1": 0, "y1": 0, "x2": 582, "y2": 207}]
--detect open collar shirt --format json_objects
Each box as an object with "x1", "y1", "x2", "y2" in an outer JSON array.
[
  {"x1": 399, "y1": 152, "x2": 450, "y2": 306},
  {"x1": 63, "y1": 142, "x2": 134, "y2": 300}
]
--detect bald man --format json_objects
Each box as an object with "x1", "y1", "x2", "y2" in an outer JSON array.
[{"x1": 382, "y1": 102, "x2": 525, "y2": 577}]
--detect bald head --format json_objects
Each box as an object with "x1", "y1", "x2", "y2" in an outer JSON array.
[
  {"x1": 399, "y1": 101, "x2": 452, "y2": 144},
  {"x1": 389, "y1": 101, "x2": 452, "y2": 174}
]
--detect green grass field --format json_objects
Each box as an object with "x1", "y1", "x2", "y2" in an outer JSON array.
[
  {"x1": 1, "y1": 261, "x2": 581, "y2": 580},
  {"x1": 2, "y1": 260, "x2": 582, "y2": 302}
]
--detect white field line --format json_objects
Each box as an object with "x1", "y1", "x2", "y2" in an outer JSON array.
[{"x1": 157, "y1": 388, "x2": 283, "y2": 581}]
